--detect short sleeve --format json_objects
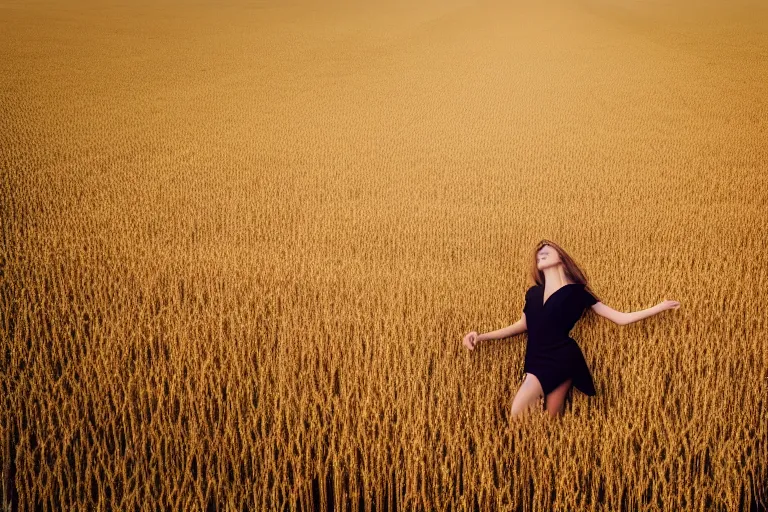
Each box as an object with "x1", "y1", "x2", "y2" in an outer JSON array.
[
  {"x1": 583, "y1": 287, "x2": 598, "y2": 308},
  {"x1": 523, "y1": 285, "x2": 535, "y2": 314}
]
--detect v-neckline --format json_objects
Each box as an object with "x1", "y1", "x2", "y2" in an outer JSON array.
[{"x1": 541, "y1": 283, "x2": 579, "y2": 307}]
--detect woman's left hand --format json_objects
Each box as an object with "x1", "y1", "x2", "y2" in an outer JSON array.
[{"x1": 659, "y1": 299, "x2": 681, "y2": 311}]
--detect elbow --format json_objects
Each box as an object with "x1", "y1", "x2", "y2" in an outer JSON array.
[{"x1": 616, "y1": 313, "x2": 630, "y2": 326}]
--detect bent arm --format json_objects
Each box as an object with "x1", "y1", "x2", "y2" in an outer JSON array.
[{"x1": 477, "y1": 317, "x2": 527, "y2": 343}]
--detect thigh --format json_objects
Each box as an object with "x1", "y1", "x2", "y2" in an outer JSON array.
[
  {"x1": 511, "y1": 373, "x2": 544, "y2": 415},
  {"x1": 545, "y1": 378, "x2": 573, "y2": 416}
]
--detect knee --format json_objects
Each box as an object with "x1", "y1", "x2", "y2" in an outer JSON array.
[
  {"x1": 545, "y1": 406, "x2": 564, "y2": 418},
  {"x1": 511, "y1": 397, "x2": 539, "y2": 418},
  {"x1": 510, "y1": 402, "x2": 526, "y2": 418},
  {"x1": 545, "y1": 398, "x2": 566, "y2": 418}
]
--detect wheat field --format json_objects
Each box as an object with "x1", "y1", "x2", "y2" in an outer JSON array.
[{"x1": 1, "y1": 0, "x2": 767, "y2": 510}]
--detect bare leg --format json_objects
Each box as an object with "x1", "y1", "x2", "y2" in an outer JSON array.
[
  {"x1": 510, "y1": 373, "x2": 544, "y2": 419},
  {"x1": 544, "y1": 378, "x2": 573, "y2": 418}
]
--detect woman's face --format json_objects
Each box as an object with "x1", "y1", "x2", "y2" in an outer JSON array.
[{"x1": 536, "y1": 244, "x2": 561, "y2": 270}]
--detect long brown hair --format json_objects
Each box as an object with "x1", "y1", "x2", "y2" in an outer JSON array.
[{"x1": 530, "y1": 239, "x2": 600, "y2": 302}]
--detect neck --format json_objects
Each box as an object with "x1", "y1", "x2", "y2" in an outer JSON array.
[{"x1": 542, "y1": 265, "x2": 570, "y2": 288}]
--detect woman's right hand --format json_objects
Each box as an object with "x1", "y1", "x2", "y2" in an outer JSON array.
[{"x1": 463, "y1": 331, "x2": 479, "y2": 350}]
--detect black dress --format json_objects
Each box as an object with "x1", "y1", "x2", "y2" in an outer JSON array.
[{"x1": 522, "y1": 283, "x2": 598, "y2": 396}]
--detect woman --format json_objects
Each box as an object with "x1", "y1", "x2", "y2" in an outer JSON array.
[{"x1": 462, "y1": 239, "x2": 681, "y2": 418}]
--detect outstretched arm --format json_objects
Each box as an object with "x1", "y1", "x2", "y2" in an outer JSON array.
[{"x1": 592, "y1": 300, "x2": 680, "y2": 325}]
